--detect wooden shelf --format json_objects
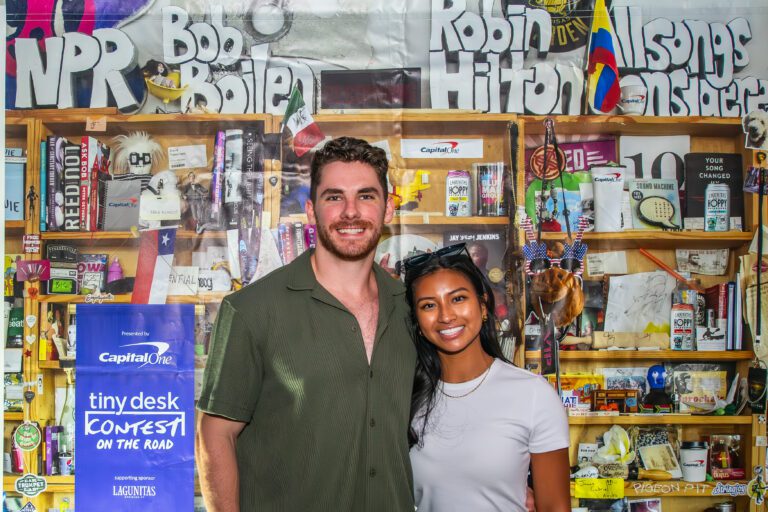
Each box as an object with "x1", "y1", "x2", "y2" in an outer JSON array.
[
  {"x1": 526, "y1": 350, "x2": 754, "y2": 361},
  {"x1": 571, "y1": 479, "x2": 749, "y2": 498},
  {"x1": 568, "y1": 414, "x2": 752, "y2": 425},
  {"x1": 37, "y1": 293, "x2": 226, "y2": 305},
  {"x1": 39, "y1": 229, "x2": 226, "y2": 240},
  {"x1": 522, "y1": 115, "x2": 743, "y2": 137},
  {"x1": 4, "y1": 412, "x2": 23, "y2": 421},
  {"x1": 538, "y1": 230, "x2": 753, "y2": 250},
  {"x1": 5, "y1": 220, "x2": 25, "y2": 230}
]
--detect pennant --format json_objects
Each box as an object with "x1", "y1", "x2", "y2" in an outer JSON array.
[
  {"x1": 131, "y1": 227, "x2": 177, "y2": 304},
  {"x1": 282, "y1": 86, "x2": 324, "y2": 157},
  {"x1": 587, "y1": 0, "x2": 620, "y2": 113}
]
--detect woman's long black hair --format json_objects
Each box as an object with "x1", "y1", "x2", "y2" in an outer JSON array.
[{"x1": 404, "y1": 252, "x2": 510, "y2": 448}]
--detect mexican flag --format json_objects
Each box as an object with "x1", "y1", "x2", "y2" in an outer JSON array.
[{"x1": 282, "y1": 86, "x2": 324, "y2": 157}]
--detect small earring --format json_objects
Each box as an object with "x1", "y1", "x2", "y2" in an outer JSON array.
[{"x1": 482, "y1": 314, "x2": 488, "y2": 322}]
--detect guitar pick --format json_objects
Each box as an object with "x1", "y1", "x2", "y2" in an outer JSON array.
[
  {"x1": 25, "y1": 335, "x2": 36, "y2": 345},
  {"x1": 25, "y1": 315, "x2": 37, "y2": 328},
  {"x1": 23, "y1": 390, "x2": 35, "y2": 403}
]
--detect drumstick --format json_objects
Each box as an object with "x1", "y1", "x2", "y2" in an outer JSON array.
[{"x1": 638, "y1": 248, "x2": 705, "y2": 293}]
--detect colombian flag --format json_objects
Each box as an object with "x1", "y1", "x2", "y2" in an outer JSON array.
[{"x1": 588, "y1": 0, "x2": 620, "y2": 113}]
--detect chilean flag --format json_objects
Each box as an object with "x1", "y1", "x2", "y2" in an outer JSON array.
[{"x1": 131, "y1": 227, "x2": 177, "y2": 304}]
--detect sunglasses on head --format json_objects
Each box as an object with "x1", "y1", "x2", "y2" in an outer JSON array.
[{"x1": 400, "y1": 243, "x2": 469, "y2": 275}]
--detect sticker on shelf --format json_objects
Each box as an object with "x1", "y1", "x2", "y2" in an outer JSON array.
[
  {"x1": 25, "y1": 335, "x2": 36, "y2": 345},
  {"x1": 85, "y1": 116, "x2": 107, "y2": 132},
  {"x1": 758, "y1": 436, "x2": 768, "y2": 447},
  {"x1": 84, "y1": 292, "x2": 115, "y2": 304},
  {"x1": 25, "y1": 315, "x2": 36, "y2": 328},
  {"x1": 22, "y1": 234, "x2": 40, "y2": 254},
  {"x1": 14, "y1": 423, "x2": 41, "y2": 451},
  {"x1": 18, "y1": 502, "x2": 36, "y2": 512},
  {"x1": 14, "y1": 474, "x2": 48, "y2": 497}
]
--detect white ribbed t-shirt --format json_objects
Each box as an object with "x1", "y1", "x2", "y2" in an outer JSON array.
[{"x1": 410, "y1": 359, "x2": 569, "y2": 512}]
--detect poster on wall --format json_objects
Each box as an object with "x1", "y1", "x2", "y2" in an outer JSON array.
[
  {"x1": 6, "y1": 1, "x2": 768, "y2": 116},
  {"x1": 76, "y1": 304, "x2": 195, "y2": 511}
]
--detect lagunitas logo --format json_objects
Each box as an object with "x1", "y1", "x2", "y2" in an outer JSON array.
[
  {"x1": 112, "y1": 485, "x2": 157, "y2": 498},
  {"x1": 422, "y1": 141, "x2": 460, "y2": 155},
  {"x1": 98, "y1": 340, "x2": 175, "y2": 368}
]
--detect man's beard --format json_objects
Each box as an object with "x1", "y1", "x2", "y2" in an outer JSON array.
[{"x1": 316, "y1": 218, "x2": 383, "y2": 261}]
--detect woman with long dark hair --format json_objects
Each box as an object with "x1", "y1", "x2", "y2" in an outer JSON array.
[{"x1": 403, "y1": 244, "x2": 570, "y2": 511}]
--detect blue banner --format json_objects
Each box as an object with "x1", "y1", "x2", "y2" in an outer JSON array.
[{"x1": 76, "y1": 304, "x2": 195, "y2": 511}]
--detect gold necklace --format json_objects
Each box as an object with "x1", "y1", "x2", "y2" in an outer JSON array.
[{"x1": 438, "y1": 362, "x2": 493, "y2": 399}]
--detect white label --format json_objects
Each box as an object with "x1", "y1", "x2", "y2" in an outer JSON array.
[
  {"x1": 586, "y1": 251, "x2": 628, "y2": 277},
  {"x1": 139, "y1": 193, "x2": 181, "y2": 221},
  {"x1": 168, "y1": 145, "x2": 208, "y2": 170},
  {"x1": 400, "y1": 139, "x2": 483, "y2": 159}
]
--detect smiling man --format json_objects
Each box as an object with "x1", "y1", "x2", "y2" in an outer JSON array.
[{"x1": 196, "y1": 137, "x2": 417, "y2": 512}]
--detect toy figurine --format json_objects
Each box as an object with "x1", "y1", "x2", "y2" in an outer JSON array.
[
  {"x1": 639, "y1": 364, "x2": 673, "y2": 413},
  {"x1": 107, "y1": 257, "x2": 123, "y2": 284},
  {"x1": 26, "y1": 185, "x2": 37, "y2": 219},
  {"x1": 112, "y1": 131, "x2": 163, "y2": 175},
  {"x1": 181, "y1": 172, "x2": 211, "y2": 233}
]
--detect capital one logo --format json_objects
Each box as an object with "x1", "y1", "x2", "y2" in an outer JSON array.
[
  {"x1": 421, "y1": 141, "x2": 461, "y2": 154},
  {"x1": 99, "y1": 341, "x2": 174, "y2": 368}
]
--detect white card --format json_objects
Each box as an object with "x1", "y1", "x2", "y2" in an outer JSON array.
[
  {"x1": 168, "y1": 145, "x2": 207, "y2": 170},
  {"x1": 586, "y1": 251, "x2": 628, "y2": 277}
]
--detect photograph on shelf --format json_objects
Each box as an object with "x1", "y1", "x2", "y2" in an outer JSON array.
[
  {"x1": 638, "y1": 443, "x2": 682, "y2": 479},
  {"x1": 628, "y1": 498, "x2": 663, "y2": 512}
]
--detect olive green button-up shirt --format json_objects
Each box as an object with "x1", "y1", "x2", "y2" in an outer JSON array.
[{"x1": 198, "y1": 250, "x2": 416, "y2": 511}]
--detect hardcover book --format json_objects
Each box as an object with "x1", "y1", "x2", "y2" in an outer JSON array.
[
  {"x1": 683, "y1": 153, "x2": 744, "y2": 230},
  {"x1": 47, "y1": 136, "x2": 65, "y2": 231},
  {"x1": 628, "y1": 179, "x2": 682, "y2": 231},
  {"x1": 62, "y1": 142, "x2": 81, "y2": 231}
]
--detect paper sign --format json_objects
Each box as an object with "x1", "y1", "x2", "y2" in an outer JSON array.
[
  {"x1": 400, "y1": 138, "x2": 484, "y2": 159},
  {"x1": 168, "y1": 145, "x2": 208, "y2": 170},
  {"x1": 22, "y1": 234, "x2": 40, "y2": 254},
  {"x1": 85, "y1": 116, "x2": 107, "y2": 132},
  {"x1": 168, "y1": 266, "x2": 199, "y2": 296},
  {"x1": 586, "y1": 251, "x2": 628, "y2": 277},
  {"x1": 573, "y1": 478, "x2": 624, "y2": 499}
]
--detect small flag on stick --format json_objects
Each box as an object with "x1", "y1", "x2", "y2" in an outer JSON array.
[
  {"x1": 587, "y1": 0, "x2": 621, "y2": 113},
  {"x1": 282, "y1": 86, "x2": 324, "y2": 157}
]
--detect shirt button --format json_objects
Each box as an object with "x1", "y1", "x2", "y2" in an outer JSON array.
[
  {"x1": 370, "y1": 418, "x2": 376, "y2": 427},
  {"x1": 369, "y1": 370, "x2": 374, "y2": 379},
  {"x1": 369, "y1": 468, "x2": 377, "y2": 477},
  {"x1": 352, "y1": 325, "x2": 358, "y2": 332}
]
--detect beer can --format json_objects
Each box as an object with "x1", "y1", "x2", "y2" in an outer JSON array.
[
  {"x1": 446, "y1": 170, "x2": 471, "y2": 216},
  {"x1": 704, "y1": 183, "x2": 730, "y2": 232}
]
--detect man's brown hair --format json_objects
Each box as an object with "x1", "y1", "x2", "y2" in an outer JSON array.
[{"x1": 310, "y1": 137, "x2": 388, "y2": 202}]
